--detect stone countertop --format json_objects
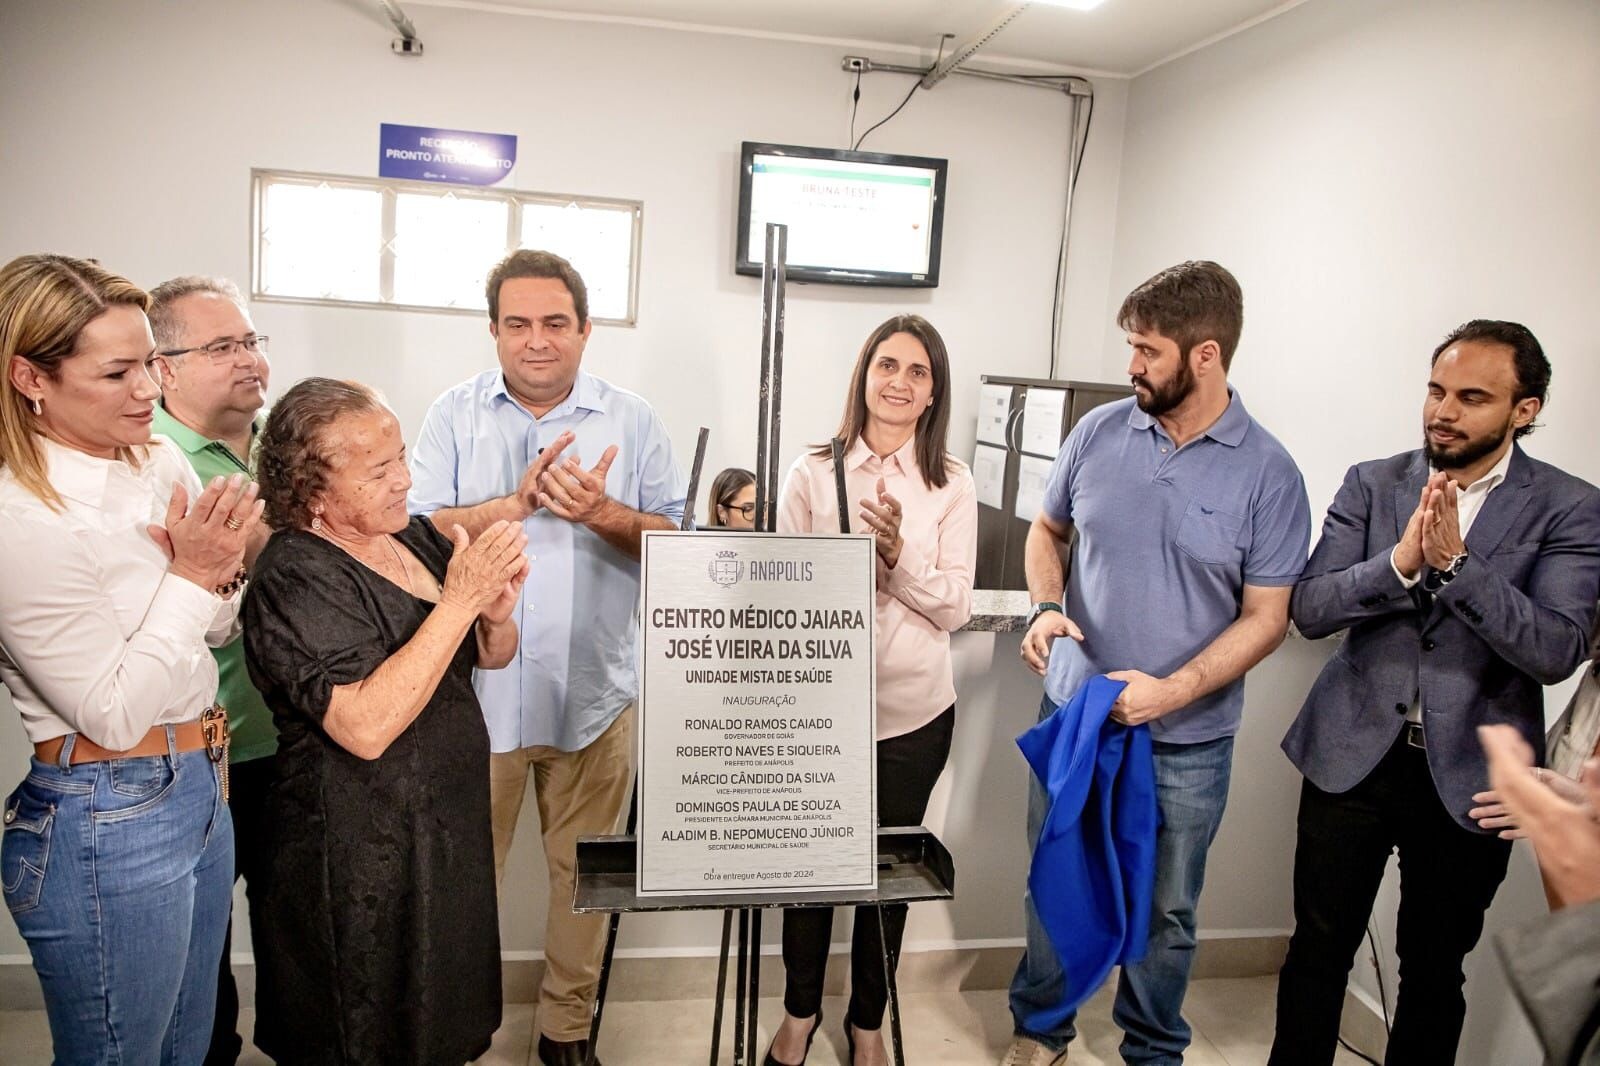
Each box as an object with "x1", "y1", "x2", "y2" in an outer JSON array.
[
  {"x1": 961, "y1": 589, "x2": 1031, "y2": 633},
  {"x1": 957, "y1": 589, "x2": 1318, "y2": 640}
]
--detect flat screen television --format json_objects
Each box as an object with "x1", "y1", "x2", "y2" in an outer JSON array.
[{"x1": 736, "y1": 141, "x2": 948, "y2": 288}]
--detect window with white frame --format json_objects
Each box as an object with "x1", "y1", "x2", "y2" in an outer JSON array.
[{"x1": 252, "y1": 170, "x2": 642, "y2": 325}]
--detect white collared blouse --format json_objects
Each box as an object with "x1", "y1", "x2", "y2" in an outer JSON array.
[
  {"x1": 0, "y1": 436, "x2": 240, "y2": 749},
  {"x1": 777, "y1": 435, "x2": 977, "y2": 740}
]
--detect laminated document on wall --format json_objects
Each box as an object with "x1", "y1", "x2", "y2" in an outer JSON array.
[
  {"x1": 973, "y1": 444, "x2": 1006, "y2": 509},
  {"x1": 977, "y1": 383, "x2": 1012, "y2": 447},
  {"x1": 1014, "y1": 455, "x2": 1055, "y2": 521},
  {"x1": 1020, "y1": 387, "x2": 1067, "y2": 457}
]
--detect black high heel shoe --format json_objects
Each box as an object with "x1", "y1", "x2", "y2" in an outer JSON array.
[{"x1": 762, "y1": 1010, "x2": 823, "y2": 1066}]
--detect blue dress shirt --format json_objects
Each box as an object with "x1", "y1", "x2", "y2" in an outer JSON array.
[{"x1": 409, "y1": 369, "x2": 686, "y2": 752}]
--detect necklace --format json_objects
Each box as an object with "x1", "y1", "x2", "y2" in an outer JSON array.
[
  {"x1": 313, "y1": 525, "x2": 413, "y2": 595},
  {"x1": 382, "y1": 534, "x2": 415, "y2": 596}
]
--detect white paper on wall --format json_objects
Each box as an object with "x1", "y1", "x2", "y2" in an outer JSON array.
[
  {"x1": 973, "y1": 444, "x2": 1006, "y2": 509},
  {"x1": 1014, "y1": 454, "x2": 1055, "y2": 521},
  {"x1": 1020, "y1": 387, "x2": 1067, "y2": 457},
  {"x1": 977, "y1": 383, "x2": 1012, "y2": 447}
]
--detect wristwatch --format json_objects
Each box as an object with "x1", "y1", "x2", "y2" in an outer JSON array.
[
  {"x1": 1026, "y1": 601, "x2": 1064, "y2": 628},
  {"x1": 1423, "y1": 550, "x2": 1469, "y2": 591}
]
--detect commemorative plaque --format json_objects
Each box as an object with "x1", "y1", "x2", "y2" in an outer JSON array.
[{"x1": 637, "y1": 531, "x2": 877, "y2": 896}]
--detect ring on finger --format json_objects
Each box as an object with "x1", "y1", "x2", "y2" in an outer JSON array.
[{"x1": 225, "y1": 517, "x2": 244, "y2": 531}]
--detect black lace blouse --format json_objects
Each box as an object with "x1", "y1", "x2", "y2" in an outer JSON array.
[{"x1": 243, "y1": 517, "x2": 501, "y2": 1065}]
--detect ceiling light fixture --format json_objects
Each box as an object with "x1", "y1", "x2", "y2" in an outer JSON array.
[{"x1": 1030, "y1": 0, "x2": 1110, "y2": 10}]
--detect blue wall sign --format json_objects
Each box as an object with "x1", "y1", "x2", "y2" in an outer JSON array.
[{"x1": 379, "y1": 123, "x2": 517, "y2": 186}]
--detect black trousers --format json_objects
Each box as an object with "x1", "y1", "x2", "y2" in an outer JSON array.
[
  {"x1": 205, "y1": 755, "x2": 276, "y2": 1066},
  {"x1": 780, "y1": 705, "x2": 955, "y2": 1030},
  {"x1": 1269, "y1": 731, "x2": 1512, "y2": 1066}
]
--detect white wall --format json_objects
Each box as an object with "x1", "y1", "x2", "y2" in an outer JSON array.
[
  {"x1": 0, "y1": 0, "x2": 1130, "y2": 969},
  {"x1": 1107, "y1": 1, "x2": 1600, "y2": 1061}
]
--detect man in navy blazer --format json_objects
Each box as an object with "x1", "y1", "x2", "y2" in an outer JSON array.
[{"x1": 1269, "y1": 320, "x2": 1600, "y2": 1066}]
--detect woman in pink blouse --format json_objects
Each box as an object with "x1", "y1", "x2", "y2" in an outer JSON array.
[{"x1": 767, "y1": 314, "x2": 977, "y2": 1066}]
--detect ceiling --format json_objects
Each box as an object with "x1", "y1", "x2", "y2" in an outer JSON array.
[{"x1": 411, "y1": 0, "x2": 1308, "y2": 77}]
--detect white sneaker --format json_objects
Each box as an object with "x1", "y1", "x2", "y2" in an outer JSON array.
[{"x1": 1000, "y1": 1036, "x2": 1067, "y2": 1066}]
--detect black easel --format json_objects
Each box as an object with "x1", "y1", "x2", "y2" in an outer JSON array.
[
  {"x1": 577, "y1": 831, "x2": 953, "y2": 1065},
  {"x1": 580, "y1": 223, "x2": 944, "y2": 1065}
]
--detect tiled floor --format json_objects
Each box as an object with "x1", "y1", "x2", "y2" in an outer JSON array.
[{"x1": 0, "y1": 976, "x2": 1372, "y2": 1064}]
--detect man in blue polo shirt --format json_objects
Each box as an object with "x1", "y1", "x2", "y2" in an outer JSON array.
[
  {"x1": 1004, "y1": 261, "x2": 1311, "y2": 1066},
  {"x1": 409, "y1": 250, "x2": 686, "y2": 1066}
]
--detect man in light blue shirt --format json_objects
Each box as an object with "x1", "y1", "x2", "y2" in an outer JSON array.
[
  {"x1": 409, "y1": 250, "x2": 685, "y2": 1066},
  {"x1": 1005, "y1": 261, "x2": 1311, "y2": 1066}
]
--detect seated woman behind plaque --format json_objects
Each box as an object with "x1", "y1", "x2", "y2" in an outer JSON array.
[
  {"x1": 242, "y1": 378, "x2": 529, "y2": 1065},
  {"x1": 768, "y1": 315, "x2": 977, "y2": 1066},
  {"x1": 706, "y1": 465, "x2": 757, "y2": 529}
]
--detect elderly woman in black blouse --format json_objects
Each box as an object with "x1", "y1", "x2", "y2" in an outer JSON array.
[{"x1": 244, "y1": 377, "x2": 528, "y2": 1065}]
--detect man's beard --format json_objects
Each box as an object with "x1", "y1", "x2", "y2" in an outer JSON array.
[
  {"x1": 1423, "y1": 421, "x2": 1509, "y2": 470},
  {"x1": 1132, "y1": 359, "x2": 1196, "y2": 417}
]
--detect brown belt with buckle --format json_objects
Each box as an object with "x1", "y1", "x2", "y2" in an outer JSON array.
[
  {"x1": 1404, "y1": 722, "x2": 1426, "y2": 750},
  {"x1": 34, "y1": 706, "x2": 231, "y2": 801}
]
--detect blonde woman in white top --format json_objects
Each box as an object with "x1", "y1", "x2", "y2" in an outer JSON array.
[
  {"x1": 0, "y1": 255, "x2": 261, "y2": 1065},
  {"x1": 767, "y1": 314, "x2": 977, "y2": 1066}
]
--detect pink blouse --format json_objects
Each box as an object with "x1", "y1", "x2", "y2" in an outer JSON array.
[{"x1": 777, "y1": 436, "x2": 977, "y2": 740}]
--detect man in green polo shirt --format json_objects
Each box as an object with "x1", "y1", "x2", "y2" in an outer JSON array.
[{"x1": 148, "y1": 275, "x2": 273, "y2": 1066}]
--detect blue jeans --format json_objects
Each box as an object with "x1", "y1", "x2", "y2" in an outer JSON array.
[
  {"x1": 1011, "y1": 700, "x2": 1234, "y2": 1066},
  {"x1": 2, "y1": 733, "x2": 234, "y2": 1065}
]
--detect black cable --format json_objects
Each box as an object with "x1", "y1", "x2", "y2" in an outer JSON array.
[
  {"x1": 1332, "y1": 922, "x2": 1391, "y2": 1065},
  {"x1": 1369, "y1": 923, "x2": 1392, "y2": 1032},
  {"x1": 1072, "y1": 87, "x2": 1095, "y2": 188},
  {"x1": 848, "y1": 68, "x2": 862, "y2": 150},
  {"x1": 852, "y1": 80, "x2": 917, "y2": 151},
  {"x1": 1048, "y1": 85, "x2": 1094, "y2": 377},
  {"x1": 853, "y1": 37, "x2": 947, "y2": 152},
  {"x1": 1338, "y1": 1037, "x2": 1382, "y2": 1066}
]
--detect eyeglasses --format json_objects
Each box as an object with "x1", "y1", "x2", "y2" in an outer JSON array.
[
  {"x1": 722, "y1": 502, "x2": 758, "y2": 519},
  {"x1": 159, "y1": 335, "x2": 270, "y2": 363}
]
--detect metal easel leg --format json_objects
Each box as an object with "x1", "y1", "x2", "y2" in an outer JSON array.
[
  {"x1": 584, "y1": 785, "x2": 639, "y2": 1065},
  {"x1": 734, "y1": 909, "x2": 750, "y2": 1064},
  {"x1": 710, "y1": 909, "x2": 733, "y2": 1065},
  {"x1": 585, "y1": 911, "x2": 622, "y2": 1066},
  {"x1": 747, "y1": 908, "x2": 763, "y2": 1060},
  {"x1": 877, "y1": 905, "x2": 906, "y2": 1066}
]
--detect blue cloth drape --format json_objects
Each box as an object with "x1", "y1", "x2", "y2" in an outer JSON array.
[{"x1": 1016, "y1": 674, "x2": 1159, "y2": 1032}]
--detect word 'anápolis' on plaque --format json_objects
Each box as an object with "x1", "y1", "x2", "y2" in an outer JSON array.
[{"x1": 638, "y1": 531, "x2": 877, "y2": 897}]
